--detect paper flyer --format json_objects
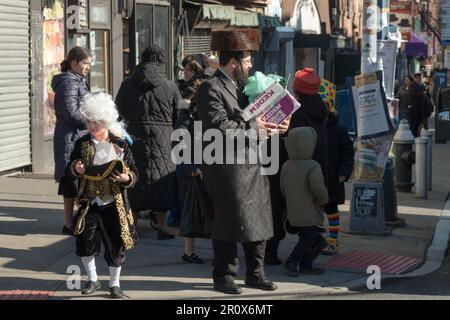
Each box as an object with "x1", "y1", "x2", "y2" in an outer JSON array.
[
  {"x1": 261, "y1": 91, "x2": 300, "y2": 125},
  {"x1": 242, "y1": 82, "x2": 300, "y2": 125}
]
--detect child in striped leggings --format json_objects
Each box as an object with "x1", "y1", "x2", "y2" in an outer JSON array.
[
  {"x1": 318, "y1": 80, "x2": 354, "y2": 255},
  {"x1": 322, "y1": 110, "x2": 354, "y2": 255}
]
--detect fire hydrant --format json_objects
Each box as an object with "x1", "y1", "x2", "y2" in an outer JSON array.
[{"x1": 393, "y1": 120, "x2": 415, "y2": 192}]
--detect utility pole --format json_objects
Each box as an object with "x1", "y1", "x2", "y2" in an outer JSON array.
[
  {"x1": 378, "y1": 0, "x2": 390, "y2": 40},
  {"x1": 349, "y1": 0, "x2": 392, "y2": 235},
  {"x1": 361, "y1": 0, "x2": 378, "y2": 73}
]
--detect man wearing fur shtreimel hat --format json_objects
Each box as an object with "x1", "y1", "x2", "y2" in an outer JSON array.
[{"x1": 196, "y1": 29, "x2": 290, "y2": 295}]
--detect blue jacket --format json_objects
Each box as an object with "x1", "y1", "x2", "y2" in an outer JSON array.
[{"x1": 51, "y1": 72, "x2": 90, "y2": 180}]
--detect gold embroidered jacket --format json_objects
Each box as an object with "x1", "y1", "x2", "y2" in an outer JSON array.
[{"x1": 68, "y1": 132, "x2": 139, "y2": 250}]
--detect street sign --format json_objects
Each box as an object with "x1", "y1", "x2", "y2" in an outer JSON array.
[{"x1": 390, "y1": 0, "x2": 412, "y2": 14}]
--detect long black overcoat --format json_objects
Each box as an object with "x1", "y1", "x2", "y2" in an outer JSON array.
[
  {"x1": 196, "y1": 70, "x2": 273, "y2": 243},
  {"x1": 116, "y1": 63, "x2": 180, "y2": 212}
]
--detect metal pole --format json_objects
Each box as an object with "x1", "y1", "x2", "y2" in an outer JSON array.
[
  {"x1": 362, "y1": 0, "x2": 378, "y2": 73},
  {"x1": 422, "y1": 130, "x2": 434, "y2": 190},
  {"x1": 415, "y1": 137, "x2": 428, "y2": 198},
  {"x1": 378, "y1": 0, "x2": 390, "y2": 40}
]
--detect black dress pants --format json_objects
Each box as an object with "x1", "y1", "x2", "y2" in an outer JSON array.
[
  {"x1": 75, "y1": 202, "x2": 125, "y2": 267},
  {"x1": 265, "y1": 172, "x2": 286, "y2": 258},
  {"x1": 286, "y1": 227, "x2": 325, "y2": 269},
  {"x1": 212, "y1": 239, "x2": 266, "y2": 284}
]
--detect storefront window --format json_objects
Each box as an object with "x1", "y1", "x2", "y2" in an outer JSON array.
[
  {"x1": 90, "y1": 0, "x2": 111, "y2": 29},
  {"x1": 136, "y1": 4, "x2": 153, "y2": 64},
  {"x1": 89, "y1": 0, "x2": 111, "y2": 92},
  {"x1": 42, "y1": 0, "x2": 65, "y2": 137},
  {"x1": 67, "y1": 33, "x2": 89, "y2": 50},
  {"x1": 134, "y1": 3, "x2": 170, "y2": 76},
  {"x1": 154, "y1": 5, "x2": 169, "y2": 67},
  {"x1": 89, "y1": 30, "x2": 110, "y2": 93}
]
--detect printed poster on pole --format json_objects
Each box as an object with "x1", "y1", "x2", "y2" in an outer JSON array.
[
  {"x1": 377, "y1": 40, "x2": 398, "y2": 100},
  {"x1": 346, "y1": 71, "x2": 394, "y2": 181},
  {"x1": 346, "y1": 71, "x2": 394, "y2": 140}
]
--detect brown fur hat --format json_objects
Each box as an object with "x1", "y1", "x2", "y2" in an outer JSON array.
[{"x1": 211, "y1": 29, "x2": 259, "y2": 52}]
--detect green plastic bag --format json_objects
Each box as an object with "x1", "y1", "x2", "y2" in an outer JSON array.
[{"x1": 244, "y1": 72, "x2": 285, "y2": 103}]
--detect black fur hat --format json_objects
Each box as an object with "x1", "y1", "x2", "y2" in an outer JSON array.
[{"x1": 211, "y1": 29, "x2": 259, "y2": 52}]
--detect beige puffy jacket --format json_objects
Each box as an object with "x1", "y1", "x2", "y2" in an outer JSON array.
[{"x1": 281, "y1": 127, "x2": 329, "y2": 227}]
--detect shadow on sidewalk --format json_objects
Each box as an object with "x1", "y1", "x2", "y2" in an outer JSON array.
[
  {"x1": 0, "y1": 193, "x2": 447, "y2": 298},
  {"x1": 0, "y1": 206, "x2": 65, "y2": 236},
  {"x1": 0, "y1": 276, "x2": 62, "y2": 292},
  {"x1": 56, "y1": 278, "x2": 218, "y2": 300}
]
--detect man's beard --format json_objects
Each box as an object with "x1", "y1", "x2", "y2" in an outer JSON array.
[{"x1": 233, "y1": 65, "x2": 249, "y2": 84}]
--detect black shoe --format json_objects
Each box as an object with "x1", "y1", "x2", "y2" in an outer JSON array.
[
  {"x1": 284, "y1": 262, "x2": 299, "y2": 277},
  {"x1": 110, "y1": 286, "x2": 123, "y2": 299},
  {"x1": 264, "y1": 255, "x2": 283, "y2": 265},
  {"x1": 81, "y1": 280, "x2": 101, "y2": 295},
  {"x1": 157, "y1": 229, "x2": 175, "y2": 240},
  {"x1": 62, "y1": 225, "x2": 73, "y2": 236},
  {"x1": 245, "y1": 278, "x2": 278, "y2": 291},
  {"x1": 214, "y1": 281, "x2": 242, "y2": 295},
  {"x1": 299, "y1": 266, "x2": 325, "y2": 275},
  {"x1": 182, "y1": 253, "x2": 204, "y2": 264}
]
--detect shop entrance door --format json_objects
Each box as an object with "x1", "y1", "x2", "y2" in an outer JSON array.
[{"x1": 134, "y1": 1, "x2": 171, "y2": 78}]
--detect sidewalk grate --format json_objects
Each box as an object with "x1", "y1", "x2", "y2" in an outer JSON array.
[
  {"x1": 323, "y1": 250, "x2": 423, "y2": 275},
  {"x1": 0, "y1": 290, "x2": 54, "y2": 300}
]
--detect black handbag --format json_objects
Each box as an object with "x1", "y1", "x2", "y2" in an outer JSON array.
[{"x1": 179, "y1": 176, "x2": 213, "y2": 239}]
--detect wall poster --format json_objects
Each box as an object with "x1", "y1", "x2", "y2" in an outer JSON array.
[{"x1": 42, "y1": 0, "x2": 65, "y2": 137}]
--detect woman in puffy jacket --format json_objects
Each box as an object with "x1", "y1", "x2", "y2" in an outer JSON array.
[{"x1": 51, "y1": 47, "x2": 91, "y2": 235}]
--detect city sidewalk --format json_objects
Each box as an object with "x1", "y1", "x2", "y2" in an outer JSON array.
[{"x1": 0, "y1": 143, "x2": 449, "y2": 300}]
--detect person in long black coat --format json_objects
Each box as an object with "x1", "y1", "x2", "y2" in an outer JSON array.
[
  {"x1": 52, "y1": 47, "x2": 91, "y2": 235},
  {"x1": 290, "y1": 93, "x2": 329, "y2": 181},
  {"x1": 196, "y1": 29, "x2": 285, "y2": 295},
  {"x1": 408, "y1": 76, "x2": 426, "y2": 137},
  {"x1": 264, "y1": 138, "x2": 288, "y2": 265},
  {"x1": 174, "y1": 54, "x2": 213, "y2": 263},
  {"x1": 116, "y1": 45, "x2": 180, "y2": 240},
  {"x1": 395, "y1": 76, "x2": 412, "y2": 122},
  {"x1": 321, "y1": 111, "x2": 354, "y2": 255}
]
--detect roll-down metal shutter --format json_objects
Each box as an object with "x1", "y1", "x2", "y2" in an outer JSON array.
[{"x1": 0, "y1": 0, "x2": 31, "y2": 172}]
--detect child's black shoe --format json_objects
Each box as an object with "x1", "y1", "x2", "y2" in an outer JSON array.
[{"x1": 284, "y1": 262, "x2": 299, "y2": 277}]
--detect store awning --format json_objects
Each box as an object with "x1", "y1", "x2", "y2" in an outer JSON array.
[
  {"x1": 232, "y1": 10, "x2": 258, "y2": 27},
  {"x1": 258, "y1": 15, "x2": 282, "y2": 29},
  {"x1": 201, "y1": 4, "x2": 234, "y2": 20},
  {"x1": 276, "y1": 26, "x2": 294, "y2": 40},
  {"x1": 293, "y1": 33, "x2": 330, "y2": 49},
  {"x1": 262, "y1": 26, "x2": 295, "y2": 52},
  {"x1": 405, "y1": 42, "x2": 428, "y2": 58},
  {"x1": 193, "y1": 4, "x2": 259, "y2": 28}
]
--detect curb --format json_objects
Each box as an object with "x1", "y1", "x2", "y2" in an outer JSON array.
[
  {"x1": 247, "y1": 193, "x2": 450, "y2": 298},
  {"x1": 377, "y1": 193, "x2": 450, "y2": 281}
]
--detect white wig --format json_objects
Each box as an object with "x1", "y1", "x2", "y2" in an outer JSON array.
[{"x1": 80, "y1": 93, "x2": 126, "y2": 138}]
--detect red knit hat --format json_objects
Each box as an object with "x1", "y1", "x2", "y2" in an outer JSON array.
[{"x1": 294, "y1": 68, "x2": 321, "y2": 95}]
